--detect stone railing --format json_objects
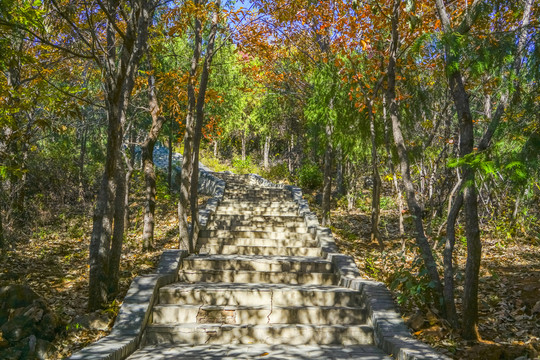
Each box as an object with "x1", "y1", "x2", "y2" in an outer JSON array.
[{"x1": 247, "y1": 173, "x2": 451, "y2": 360}]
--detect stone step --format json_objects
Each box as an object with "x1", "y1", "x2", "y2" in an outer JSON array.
[
  {"x1": 182, "y1": 255, "x2": 333, "y2": 273},
  {"x1": 127, "y1": 344, "x2": 392, "y2": 360},
  {"x1": 144, "y1": 323, "x2": 374, "y2": 346},
  {"x1": 198, "y1": 244, "x2": 321, "y2": 257},
  {"x1": 214, "y1": 210, "x2": 299, "y2": 216},
  {"x1": 198, "y1": 237, "x2": 317, "y2": 248},
  {"x1": 219, "y1": 200, "x2": 298, "y2": 207},
  {"x1": 159, "y1": 283, "x2": 363, "y2": 307},
  {"x1": 152, "y1": 304, "x2": 368, "y2": 325},
  {"x1": 216, "y1": 206, "x2": 298, "y2": 212},
  {"x1": 199, "y1": 230, "x2": 313, "y2": 241},
  {"x1": 208, "y1": 219, "x2": 306, "y2": 228},
  {"x1": 210, "y1": 214, "x2": 305, "y2": 223},
  {"x1": 205, "y1": 224, "x2": 308, "y2": 233},
  {"x1": 178, "y1": 269, "x2": 338, "y2": 285}
]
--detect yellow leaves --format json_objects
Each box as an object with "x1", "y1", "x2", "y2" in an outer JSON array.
[{"x1": 361, "y1": 39, "x2": 368, "y2": 51}]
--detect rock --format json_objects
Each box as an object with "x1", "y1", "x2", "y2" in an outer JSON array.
[
  {"x1": 407, "y1": 311, "x2": 426, "y2": 331},
  {"x1": 0, "y1": 331, "x2": 10, "y2": 348},
  {"x1": 35, "y1": 338, "x2": 52, "y2": 360},
  {"x1": 532, "y1": 300, "x2": 540, "y2": 313},
  {"x1": 72, "y1": 311, "x2": 110, "y2": 331},
  {"x1": 0, "y1": 285, "x2": 40, "y2": 310},
  {"x1": 1, "y1": 311, "x2": 34, "y2": 342},
  {"x1": 0, "y1": 299, "x2": 58, "y2": 343}
]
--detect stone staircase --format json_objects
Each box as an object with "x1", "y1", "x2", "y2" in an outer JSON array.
[{"x1": 128, "y1": 173, "x2": 392, "y2": 359}]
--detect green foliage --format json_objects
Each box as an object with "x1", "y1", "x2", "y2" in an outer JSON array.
[
  {"x1": 232, "y1": 156, "x2": 259, "y2": 175},
  {"x1": 387, "y1": 254, "x2": 437, "y2": 310},
  {"x1": 297, "y1": 162, "x2": 323, "y2": 190},
  {"x1": 261, "y1": 163, "x2": 290, "y2": 182}
]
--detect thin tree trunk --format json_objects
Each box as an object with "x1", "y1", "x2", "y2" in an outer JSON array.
[
  {"x1": 383, "y1": 97, "x2": 404, "y2": 235},
  {"x1": 444, "y1": 183, "x2": 462, "y2": 328},
  {"x1": 108, "y1": 159, "x2": 126, "y2": 295},
  {"x1": 168, "y1": 116, "x2": 173, "y2": 192},
  {"x1": 123, "y1": 149, "x2": 134, "y2": 230},
  {"x1": 368, "y1": 100, "x2": 382, "y2": 248},
  {"x1": 387, "y1": 0, "x2": 443, "y2": 308},
  {"x1": 214, "y1": 139, "x2": 218, "y2": 158},
  {"x1": 188, "y1": 0, "x2": 221, "y2": 250},
  {"x1": 178, "y1": 4, "x2": 202, "y2": 252},
  {"x1": 241, "y1": 130, "x2": 247, "y2": 161},
  {"x1": 335, "y1": 145, "x2": 344, "y2": 197},
  {"x1": 322, "y1": 101, "x2": 334, "y2": 227},
  {"x1": 78, "y1": 126, "x2": 87, "y2": 202},
  {"x1": 141, "y1": 66, "x2": 166, "y2": 251},
  {"x1": 263, "y1": 135, "x2": 270, "y2": 169}
]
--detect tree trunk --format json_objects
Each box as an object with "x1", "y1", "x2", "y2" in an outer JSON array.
[
  {"x1": 78, "y1": 126, "x2": 87, "y2": 202},
  {"x1": 168, "y1": 116, "x2": 173, "y2": 192},
  {"x1": 178, "y1": 4, "x2": 202, "y2": 253},
  {"x1": 241, "y1": 130, "x2": 247, "y2": 161},
  {"x1": 322, "y1": 108, "x2": 333, "y2": 227},
  {"x1": 263, "y1": 135, "x2": 270, "y2": 169},
  {"x1": 141, "y1": 67, "x2": 166, "y2": 251},
  {"x1": 335, "y1": 146, "x2": 344, "y2": 197},
  {"x1": 108, "y1": 159, "x2": 126, "y2": 295},
  {"x1": 188, "y1": 0, "x2": 221, "y2": 250},
  {"x1": 123, "y1": 149, "x2": 134, "y2": 230},
  {"x1": 444, "y1": 183, "x2": 462, "y2": 328},
  {"x1": 386, "y1": 0, "x2": 443, "y2": 309},
  {"x1": 383, "y1": 98, "x2": 404, "y2": 235},
  {"x1": 368, "y1": 100, "x2": 382, "y2": 248},
  {"x1": 88, "y1": 0, "x2": 154, "y2": 311},
  {"x1": 214, "y1": 139, "x2": 218, "y2": 158}
]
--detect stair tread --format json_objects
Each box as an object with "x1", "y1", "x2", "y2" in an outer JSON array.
[
  {"x1": 128, "y1": 344, "x2": 391, "y2": 360},
  {"x1": 161, "y1": 282, "x2": 352, "y2": 292}
]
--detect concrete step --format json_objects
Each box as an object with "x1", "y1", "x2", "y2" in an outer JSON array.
[
  {"x1": 205, "y1": 224, "x2": 308, "y2": 233},
  {"x1": 214, "y1": 210, "x2": 299, "y2": 216},
  {"x1": 216, "y1": 206, "x2": 298, "y2": 213},
  {"x1": 219, "y1": 201, "x2": 297, "y2": 207},
  {"x1": 208, "y1": 219, "x2": 306, "y2": 228},
  {"x1": 152, "y1": 304, "x2": 368, "y2": 325},
  {"x1": 198, "y1": 244, "x2": 322, "y2": 257},
  {"x1": 178, "y1": 269, "x2": 338, "y2": 285},
  {"x1": 127, "y1": 344, "x2": 392, "y2": 360},
  {"x1": 158, "y1": 283, "x2": 361, "y2": 306},
  {"x1": 159, "y1": 283, "x2": 363, "y2": 307},
  {"x1": 198, "y1": 237, "x2": 317, "y2": 248},
  {"x1": 144, "y1": 323, "x2": 374, "y2": 346},
  {"x1": 199, "y1": 230, "x2": 313, "y2": 241},
  {"x1": 182, "y1": 255, "x2": 333, "y2": 273},
  {"x1": 210, "y1": 214, "x2": 304, "y2": 223}
]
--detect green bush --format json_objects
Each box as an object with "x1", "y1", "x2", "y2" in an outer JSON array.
[
  {"x1": 233, "y1": 156, "x2": 257, "y2": 174},
  {"x1": 261, "y1": 163, "x2": 290, "y2": 182},
  {"x1": 297, "y1": 162, "x2": 323, "y2": 190}
]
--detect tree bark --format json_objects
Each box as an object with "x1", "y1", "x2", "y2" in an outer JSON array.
[
  {"x1": 214, "y1": 139, "x2": 219, "y2": 158},
  {"x1": 241, "y1": 129, "x2": 247, "y2": 161},
  {"x1": 178, "y1": 3, "x2": 203, "y2": 252},
  {"x1": 263, "y1": 135, "x2": 270, "y2": 169},
  {"x1": 108, "y1": 159, "x2": 126, "y2": 295},
  {"x1": 368, "y1": 100, "x2": 382, "y2": 248},
  {"x1": 78, "y1": 126, "x2": 87, "y2": 202},
  {"x1": 386, "y1": 0, "x2": 443, "y2": 308},
  {"x1": 88, "y1": 0, "x2": 154, "y2": 310},
  {"x1": 322, "y1": 103, "x2": 333, "y2": 227},
  {"x1": 141, "y1": 65, "x2": 166, "y2": 251},
  {"x1": 168, "y1": 116, "x2": 173, "y2": 192},
  {"x1": 335, "y1": 145, "x2": 344, "y2": 197}
]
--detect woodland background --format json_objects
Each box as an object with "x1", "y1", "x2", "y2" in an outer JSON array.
[{"x1": 0, "y1": 0, "x2": 539, "y2": 358}]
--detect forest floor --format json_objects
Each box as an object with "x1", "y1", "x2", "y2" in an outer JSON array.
[{"x1": 305, "y1": 191, "x2": 540, "y2": 360}]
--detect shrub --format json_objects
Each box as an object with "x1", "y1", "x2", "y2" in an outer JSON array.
[
  {"x1": 261, "y1": 163, "x2": 290, "y2": 182},
  {"x1": 297, "y1": 162, "x2": 323, "y2": 190}
]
